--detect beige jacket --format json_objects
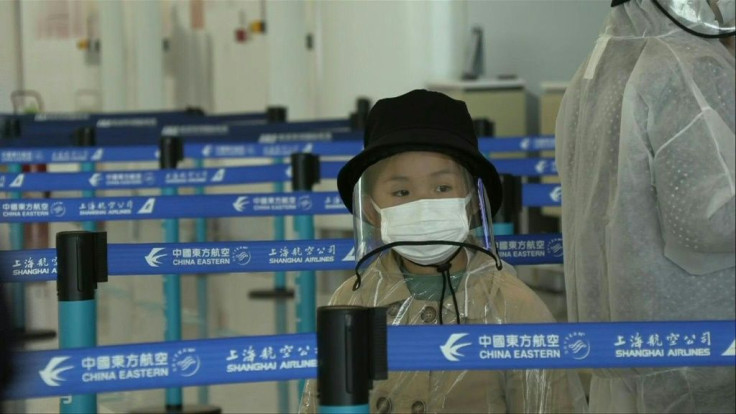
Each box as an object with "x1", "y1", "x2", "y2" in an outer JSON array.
[{"x1": 300, "y1": 251, "x2": 588, "y2": 413}]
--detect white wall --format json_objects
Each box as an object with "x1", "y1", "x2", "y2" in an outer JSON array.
[
  {"x1": 467, "y1": 0, "x2": 610, "y2": 133},
  {"x1": 0, "y1": 0, "x2": 22, "y2": 113},
  {"x1": 205, "y1": 0, "x2": 269, "y2": 113},
  {"x1": 18, "y1": 0, "x2": 99, "y2": 112},
  {"x1": 312, "y1": 0, "x2": 467, "y2": 118}
]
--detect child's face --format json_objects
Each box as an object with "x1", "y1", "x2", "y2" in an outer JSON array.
[{"x1": 369, "y1": 151, "x2": 469, "y2": 209}]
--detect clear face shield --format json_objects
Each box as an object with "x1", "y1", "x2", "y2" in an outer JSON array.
[
  {"x1": 350, "y1": 151, "x2": 500, "y2": 286},
  {"x1": 654, "y1": 0, "x2": 736, "y2": 37}
]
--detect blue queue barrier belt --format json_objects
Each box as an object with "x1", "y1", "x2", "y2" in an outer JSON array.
[
  {"x1": 523, "y1": 183, "x2": 562, "y2": 207},
  {"x1": 0, "y1": 184, "x2": 560, "y2": 223},
  {"x1": 6, "y1": 120, "x2": 353, "y2": 145},
  {"x1": 0, "y1": 136, "x2": 557, "y2": 165},
  {"x1": 0, "y1": 191, "x2": 345, "y2": 223},
  {"x1": 0, "y1": 159, "x2": 556, "y2": 192},
  {"x1": 0, "y1": 233, "x2": 563, "y2": 283},
  {"x1": 0, "y1": 187, "x2": 559, "y2": 222},
  {"x1": 5, "y1": 320, "x2": 735, "y2": 400}
]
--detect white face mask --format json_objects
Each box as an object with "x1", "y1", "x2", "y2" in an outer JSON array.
[{"x1": 373, "y1": 197, "x2": 470, "y2": 265}]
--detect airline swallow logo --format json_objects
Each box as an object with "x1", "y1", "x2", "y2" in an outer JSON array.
[
  {"x1": 535, "y1": 160, "x2": 547, "y2": 174},
  {"x1": 9, "y1": 174, "x2": 24, "y2": 188},
  {"x1": 91, "y1": 149, "x2": 104, "y2": 161},
  {"x1": 722, "y1": 340, "x2": 735, "y2": 356},
  {"x1": 39, "y1": 356, "x2": 73, "y2": 387},
  {"x1": 202, "y1": 145, "x2": 212, "y2": 157},
  {"x1": 520, "y1": 138, "x2": 531, "y2": 151},
  {"x1": 233, "y1": 196, "x2": 249, "y2": 212},
  {"x1": 440, "y1": 333, "x2": 471, "y2": 362},
  {"x1": 137, "y1": 198, "x2": 156, "y2": 214},
  {"x1": 342, "y1": 247, "x2": 355, "y2": 262},
  {"x1": 88, "y1": 173, "x2": 101, "y2": 187},
  {"x1": 145, "y1": 248, "x2": 167, "y2": 267},
  {"x1": 210, "y1": 168, "x2": 225, "y2": 182},
  {"x1": 549, "y1": 186, "x2": 562, "y2": 203}
]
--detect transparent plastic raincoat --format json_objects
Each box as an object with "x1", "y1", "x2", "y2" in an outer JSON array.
[
  {"x1": 300, "y1": 151, "x2": 588, "y2": 413},
  {"x1": 556, "y1": 0, "x2": 735, "y2": 412}
]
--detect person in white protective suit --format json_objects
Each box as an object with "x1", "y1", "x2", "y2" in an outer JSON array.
[
  {"x1": 299, "y1": 89, "x2": 588, "y2": 413},
  {"x1": 556, "y1": 0, "x2": 735, "y2": 412}
]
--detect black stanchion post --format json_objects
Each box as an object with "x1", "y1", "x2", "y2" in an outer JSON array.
[
  {"x1": 291, "y1": 154, "x2": 320, "y2": 323},
  {"x1": 317, "y1": 306, "x2": 387, "y2": 413},
  {"x1": 473, "y1": 118, "x2": 495, "y2": 138},
  {"x1": 266, "y1": 106, "x2": 288, "y2": 123},
  {"x1": 2, "y1": 117, "x2": 21, "y2": 139},
  {"x1": 350, "y1": 97, "x2": 371, "y2": 131},
  {"x1": 57, "y1": 231, "x2": 108, "y2": 414},
  {"x1": 74, "y1": 127, "x2": 98, "y2": 232}
]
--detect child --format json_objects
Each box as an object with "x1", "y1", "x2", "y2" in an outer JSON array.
[{"x1": 299, "y1": 89, "x2": 587, "y2": 413}]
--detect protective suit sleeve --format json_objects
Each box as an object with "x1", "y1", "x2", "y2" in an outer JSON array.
[
  {"x1": 298, "y1": 379, "x2": 318, "y2": 414},
  {"x1": 622, "y1": 45, "x2": 735, "y2": 275}
]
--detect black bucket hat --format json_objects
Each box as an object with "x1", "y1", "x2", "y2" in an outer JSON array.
[{"x1": 337, "y1": 89, "x2": 503, "y2": 215}]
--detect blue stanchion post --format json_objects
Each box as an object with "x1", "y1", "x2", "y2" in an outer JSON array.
[
  {"x1": 8, "y1": 162, "x2": 25, "y2": 331},
  {"x1": 74, "y1": 127, "x2": 97, "y2": 232},
  {"x1": 160, "y1": 136, "x2": 184, "y2": 410},
  {"x1": 132, "y1": 137, "x2": 221, "y2": 414},
  {"x1": 291, "y1": 153, "x2": 320, "y2": 395},
  {"x1": 3, "y1": 117, "x2": 56, "y2": 344},
  {"x1": 4, "y1": 117, "x2": 26, "y2": 334},
  {"x1": 317, "y1": 306, "x2": 387, "y2": 414},
  {"x1": 245, "y1": 106, "x2": 293, "y2": 412},
  {"x1": 194, "y1": 157, "x2": 209, "y2": 406},
  {"x1": 56, "y1": 231, "x2": 108, "y2": 414}
]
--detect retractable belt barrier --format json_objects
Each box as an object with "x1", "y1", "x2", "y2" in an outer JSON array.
[
  {"x1": 2, "y1": 120, "x2": 353, "y2": 147},
  {"x1": 0, "y1": 159, "x2": 556, "y2": 191},
  {"x1": 0, "y1": 136, "x2": 556, "y2": 164},
  {"x1": 0, "y1": 233, "x2": 562, "y2": 283},
  {"x1": 6, "y1": 320, "x2": 735, "y2": 400},
  {"x1": 0, "y1": 187, "x2": 562, "y2": 223},
  {"x1": 2, "y1": 111, "x2": 271, "y2": 139}
]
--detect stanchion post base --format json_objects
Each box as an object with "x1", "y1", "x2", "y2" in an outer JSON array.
[{"x1": 130, "y1": 404, "x2": 221, "y2": 414}]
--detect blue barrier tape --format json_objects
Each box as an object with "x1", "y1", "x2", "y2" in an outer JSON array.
[
  {"x1": 6, "y1": 321, "x2": 734, "y2": 400},
  {"x1": 0, "y1": 191, "x2": 347, "y2": 223},
  {"x1": 5, "y1": 123, "x2": 356, "y2": 147},
  {"x1": 523, "y1": 184, "x2": 562, "y2": 207},
  {"x1": 0, "y1": 159, "x2": 555, "y2": 192},
  {"x1": 13, "y1": 113, "x2": 270, "y2": 139},
  {"x1": 0, "y1": 185, "x2": 558, "y2": 222},
  {"x1": 7, "y1": 110, "x2": 259, "y2": 123},
  {"x1": 0, "y1": 137, "x2": 556, "y2": 165},
  {"x1": 0, "y1": 234, "x2": 564, "y2": 282}
]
